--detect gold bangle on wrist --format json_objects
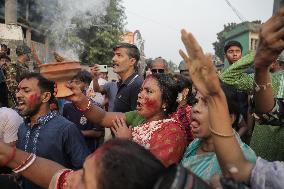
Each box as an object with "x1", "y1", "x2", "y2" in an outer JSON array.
[
  {"x1": 75, "y1": 98, "x2": 92, "y2": 112},
  {"x1": 254, "y1": 81, "x2": 272, "y2": 92},
  {"x1": 209, "y1": 125, "x2": 234, "y2": 137}
]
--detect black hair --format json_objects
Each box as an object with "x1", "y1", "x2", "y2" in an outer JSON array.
[
  {"x1": 149, "y1": 73, "x2": 179, "y2": 116},
  {"x1": 0, "y1": 44, "x2": 10, "y2": 56},
  {"x1": 150, "y1": 57, "x2": 168, "y2": 69},
  {"x1": 221, "y1": 82, "x2": 247, "y2": 129},
  {"x1": 96, "y1": 139, "x2": 165, "y2": 189},
  {"x1": 0, "y1": 54, "x2": 11, "y2": 62},
  {"x1": 153, "y1": 165, "x2": 212, "y2": 189},
  {"x1": 19, "y1": 72, "x2": 55, "y2": 104},
  {"x1": 224, "y1": 41, "x2": 243, "y2": 54},
  {"x1": 72, "y1": 70, "x2": 92, "y2": 85},
  {"x1": 113, "y1": 43, "x2": 140, "y2": 62},
  {"x1": 173, "y1": 74, "x2": 195, "y2": 105}
]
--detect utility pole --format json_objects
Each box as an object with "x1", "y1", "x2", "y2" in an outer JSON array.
[
  {"x1": 273, "y1": 0, "x2": 284, "y2": 14},
  {"x1": 5, "y1": 0, "x2": 17, "y2": 25}
]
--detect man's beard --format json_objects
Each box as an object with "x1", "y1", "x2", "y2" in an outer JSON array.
[{"x1": 19, "y1": 104, "x2": 41, "y2": 118}]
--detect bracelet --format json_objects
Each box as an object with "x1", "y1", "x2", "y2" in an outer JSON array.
[
  {"x1": 13, "y1": 154, "x2": 36, "y2": 174},
  {"x1": 209, "y1": 126, "x2": 235, "y2": 137},
  {"x1": 75, "y1": 98, "x2": 92, "y2": 112},
  {"x1": 254, "y1": 81, "x2": 272, "y2": 92},
  {"x1": 12, "y1": 153, "x2": 33, "y2": 172},
  {"x1": 58, "y1": 169, "x2": 73, "y2": 189},
  {"x1": 1, "y1": 145, "x2": 16, "y2": 167}
]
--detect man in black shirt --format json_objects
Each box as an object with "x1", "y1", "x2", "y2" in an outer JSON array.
[
  {"x1": 111, "y1": 43, "x2": 143, "y2": 112},
  {"x1": 91, "y1": 43, "x2": 143, "y2": 113}
]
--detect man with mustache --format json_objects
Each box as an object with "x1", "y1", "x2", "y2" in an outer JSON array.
[
  {"x1": 15, "y1": 73, "x2": 89, "y2": 189},
  {"x1": 91, "y1": 43, "x2": 143, "y2": 113}
]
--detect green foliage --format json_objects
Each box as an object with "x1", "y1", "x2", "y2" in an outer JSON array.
[
  {"x1": 24, "y1": 0, "x2": 126, "y2": 64},
  {"x1": 78, "y1": 0, "x2": 126, "y2": 65}
]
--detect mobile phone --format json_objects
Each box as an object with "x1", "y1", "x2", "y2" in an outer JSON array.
[{"x1": 98, "y1": 65, "x2": 108, "y2": 72}]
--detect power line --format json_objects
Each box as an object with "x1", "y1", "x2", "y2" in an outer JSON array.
[
  {"x1": 125, "y1": 9, "x2": 179, "y2": 32},
  {"x1": 224, "y1": 0, "x2": 246, "y2": 22}
]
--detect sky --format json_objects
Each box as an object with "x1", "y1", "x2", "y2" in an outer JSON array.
[{"x1": 122, "y1": 0, "x2": 274, "y2": 64}]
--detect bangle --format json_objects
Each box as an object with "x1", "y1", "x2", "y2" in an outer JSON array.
[
  {"x1": 1, "y1": 145, "x2": 16, "y2": 167},
  {"x1": 254, "y1": 81, "x2": 272, "y2": 92},
  {"x1": 13, "y1": 154, "x2": 36, "y2": 174},
  {"x1": 209, "y1": 125, "x2": 234, "y2": 137},
  {"x1": 75, "y1": 98, "x2": 92, "y2": 112},
  {"x1": 58, "y1": 169, "x2": 73, "y2": 189},
  {"x1": 12, "y1": 153, "x2": 33, "y2": 172}
]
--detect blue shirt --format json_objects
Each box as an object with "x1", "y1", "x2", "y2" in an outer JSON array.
[
  {"x1": 113, "y1": 73, "x2": 143, "y2": 112},
  {"x1": 63, "y1": 103, "x2": 104, "y2": 152},
  {"x1": 102, "y1": 81, "x2": 118, "y2": 112},
  {"x1": 17, "y1": 111, "x2": 90, "y2": 189}
]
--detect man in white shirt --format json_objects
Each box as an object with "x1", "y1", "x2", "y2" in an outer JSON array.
[{"x1": 0, "y1": 107, "x2": 23, "y2": 145}]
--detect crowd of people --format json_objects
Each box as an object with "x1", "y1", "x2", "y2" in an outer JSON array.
[{"x1": 0, "y1": 6, "x2": 284, "y2": 189}]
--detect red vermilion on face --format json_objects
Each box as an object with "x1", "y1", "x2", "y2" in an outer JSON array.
[
  {"x1": 137, "y1": 77, "x2": 163, "y2": 121},
  {"x1": 28, "y1": 93, "x2": 41, "y2": 106},
  {"x1": 144, "y1": 97, "x2": 159, "y2": 110}
]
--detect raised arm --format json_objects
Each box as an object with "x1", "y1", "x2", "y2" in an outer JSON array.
[
  {"x1": 253, "y1": 8, "x2": 284, "y2": 114},
  {"x1": 0, "y1": 142, "x2": 64, "y2": 188},
  {"x1": 220, "y1": 52, "x2": 255, "y2": 93},
  {"x1": 90, "y1": 64, "x2": 105, "y2": 93},
  {"x1": 64, "y1": 82, "x2": 125, "y2": 128},
  {"x1": 180, "y1": 29, "x2": 253, "y2": 182}
]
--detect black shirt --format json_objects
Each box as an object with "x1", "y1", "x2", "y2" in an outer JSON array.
[
  {"x1": 63, "y1": 103, "x2": 104, "y2": 152},
  {"x1": 113, "y1": 73, "x2": 143, "y2": 112}
]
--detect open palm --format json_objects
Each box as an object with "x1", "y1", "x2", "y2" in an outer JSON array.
[{"x1": 179, "y1": 29, "x2": 221, "y2": 98}]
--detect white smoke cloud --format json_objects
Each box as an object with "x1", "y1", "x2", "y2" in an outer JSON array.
[{"x1": 38, "y1": 0, "x2": 110, "y2": 61}]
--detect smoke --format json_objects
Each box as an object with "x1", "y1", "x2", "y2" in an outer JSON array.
[{"x1": 36, "y1": 0, "x2": 110, "y2": 62}]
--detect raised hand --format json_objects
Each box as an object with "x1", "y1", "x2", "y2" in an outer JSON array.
[
  {"x1": 111, "y1": 116, "x2": 132, "y2": 139},
  {"x1": 54, "y1": 82, "x2": 87, "y2": 105},
  {"x1": 179, "y1": 29, "x2": 221, "y2": 98},
  {"x1": 90, "y1": 64, "x2": 100, "y2": 78},
  {"x1": 255, "y1": 7, "x2": 284, "y2": 69}
]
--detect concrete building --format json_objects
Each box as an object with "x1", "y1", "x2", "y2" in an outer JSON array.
[
  {"x1": 217, "y1": 21, "x2": 261, "y2": 70},
  {"x1": 223, "y1": 22, "x2": 261, "y2": 54},
  {"x1": 120, "y1": 30, "x2": 146, "y2": 77},
  {"x1": 0, "y1": 0, "x2": 49, "y2": 62}
]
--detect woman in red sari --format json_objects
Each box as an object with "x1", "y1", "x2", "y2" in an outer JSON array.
[{"x1": 63, "y1": 73, "x2": 188, "y2": 167}]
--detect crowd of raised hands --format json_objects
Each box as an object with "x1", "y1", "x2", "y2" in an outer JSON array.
[
  {"x1": 179, "y1": 7, "x2": 284, "y2": 188},
  {"x1": 0, "y1": 6, "x2": 284, "y2": 189}
]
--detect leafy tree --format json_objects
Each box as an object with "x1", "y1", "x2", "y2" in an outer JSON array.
[
  {"x1": 78, "y1": 0, "x2": 126, "y2": 65},
  {"x1": 22, "y1": 0, "x2": 126, "y2": 64}
]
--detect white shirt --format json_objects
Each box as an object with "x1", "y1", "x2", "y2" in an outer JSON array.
[
  {"x1": 87, "y1": 80, "x2": 107, "y2": 106},
  {"x1": 0, "y1": 107, "x2": 23, "y2": 143}
]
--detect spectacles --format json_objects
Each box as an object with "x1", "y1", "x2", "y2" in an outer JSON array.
[{"x1": 151, "y1": 69, "x2": 165, "y2": 73}]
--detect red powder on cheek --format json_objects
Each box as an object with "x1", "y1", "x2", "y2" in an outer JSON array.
[
  {"x1": 28, "y1": 94, "x2": 40, "y2": 106},
  {"x1": 144, "y1": 97, "x2": 159, "y2": 110}
]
